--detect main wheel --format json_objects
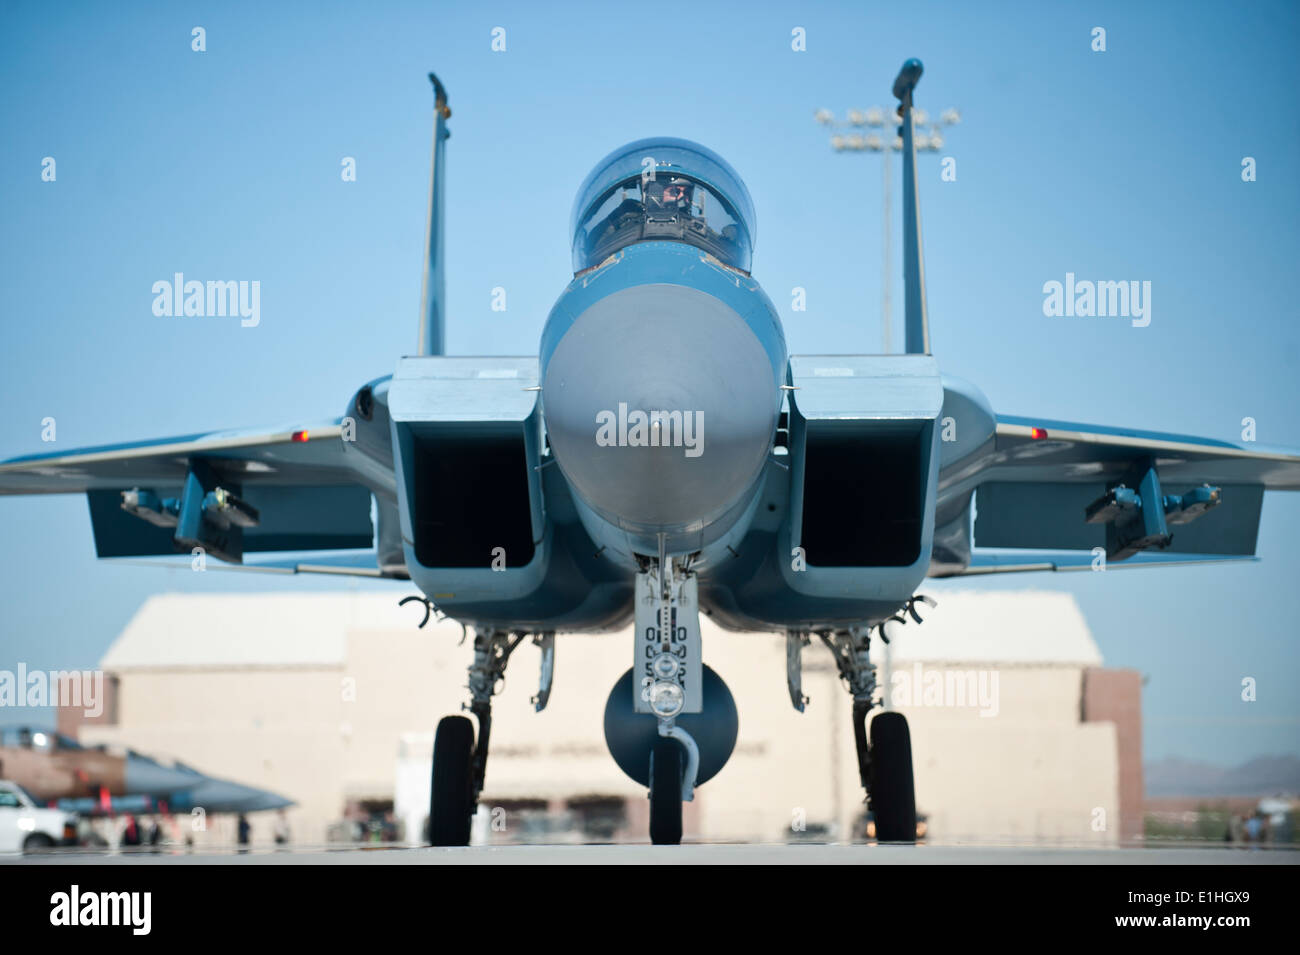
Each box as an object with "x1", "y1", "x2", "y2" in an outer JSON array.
[
  {"x1": 429, "y1": 715, "x2": 475, "y2": 846},
  {"x1": 869, "y1": 711, "x2": 917, "y2": 843},
  {"x1": 648, "y1": 738, "x2": 683, "y2": 845}
]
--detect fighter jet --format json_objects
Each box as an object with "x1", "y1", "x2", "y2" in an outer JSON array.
[
  {"x1": 0, "y1": 726, "x2": 203, "y2": 805},
  {"x1": 58, "y1": 762, "x2": 294, "y2": 816},
  {"x1": 3, "y1": 61, "x2": 1298, "y2": 845}
]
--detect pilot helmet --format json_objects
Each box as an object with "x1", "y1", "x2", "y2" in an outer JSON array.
[{"x1": 644, "y1": 175, "x2": 695, "y2": 216}]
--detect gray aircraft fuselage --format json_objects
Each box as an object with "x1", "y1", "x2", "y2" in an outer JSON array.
[{"x1": 367, "y1": 137, "x2": 957, "y2": 634}]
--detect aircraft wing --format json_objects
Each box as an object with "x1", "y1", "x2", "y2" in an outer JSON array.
[
  {"x1": 0, "y1": 421, "x2": 353, "y2": 493},
  {"x1": 0, "y1": 419, "x2": 401, "y2": 574},
  {"x1": 937, "y1": 413, "x2": 1300, "y2": 574},
  {"x1": 978, "y1": 416, "x2": 1300, "y2": 489},
  {"x1": 955, "y1": 549, "x2": 1258, "y2": 576}
]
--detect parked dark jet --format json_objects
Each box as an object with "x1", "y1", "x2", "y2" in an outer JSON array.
[
  {"x1": 3, "y1": 61, "x2": 1297, "y2": 845},
  {"x1": 0, "y1": 726, "x2": 203, "y2": 804},
  {"x1": 58, "y1": 762, "x2": 293, "y2": 816}
]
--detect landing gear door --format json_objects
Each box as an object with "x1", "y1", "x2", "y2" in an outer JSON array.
[{"x1": 633, "y1": 571, "x2": 703, "y2": 715}]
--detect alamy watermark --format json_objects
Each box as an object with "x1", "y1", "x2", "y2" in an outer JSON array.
[
  {"x1": 1042, "y1": 272, "x2": 1151, "y2": 327},
  {"x1": 889, "y1": 663, "x2": 999, "y2": 717},
  {"x1": 50, "y1": 885, "x2": 151, "y2": 935},
  {"x1": 595, "y1": 402, "x2": 704, "y2": 458},
  {"x1": 0, "y1": 665, "x2": 104, "y2": 717},
  {"x1": 152, "y1": 273, "x2": 260, "y2": 327}
]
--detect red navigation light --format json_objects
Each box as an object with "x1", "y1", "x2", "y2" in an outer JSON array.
[
  {"x1": 291, "y1": 430, "x2": 309, "y2": 443},
  {"x1": 1030, "y1": 427, "x2": 1048, "y2": 440}
]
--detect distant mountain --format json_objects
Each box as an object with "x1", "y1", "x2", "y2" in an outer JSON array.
[{"x1": 1145, "y1": 755, "x2": 1300, "y2": 797}]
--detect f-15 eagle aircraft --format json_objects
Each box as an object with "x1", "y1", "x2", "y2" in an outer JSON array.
[
  {"x1": 0, "y1": 726, "x2": 292, "y2": 815},
  {"x1": 4, "y1": 60, "x2": 1298, "y2": 846},
  {"x1": 0, "y1": 726, "x2": 198, "y2": 804}
]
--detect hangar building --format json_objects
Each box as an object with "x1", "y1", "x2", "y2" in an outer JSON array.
[{"x1": 63, "y1": 589, "x2": 1142, "y2": 846}]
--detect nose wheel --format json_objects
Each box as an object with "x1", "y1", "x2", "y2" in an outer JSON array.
[{"x1": 649, "y1": 738, "x2": 684, "y2": 845}]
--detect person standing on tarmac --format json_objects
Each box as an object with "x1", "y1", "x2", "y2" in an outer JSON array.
[{"x1": 237, "y1": 813, "x2": 251, "y2": 852}]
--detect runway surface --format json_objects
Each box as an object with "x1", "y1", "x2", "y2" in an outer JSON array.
[{"x1": 9, "y1": 843, "x2": 1297, "y2": 864}]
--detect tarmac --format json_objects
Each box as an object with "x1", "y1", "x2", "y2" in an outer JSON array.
[{"x1": 8, "y1": 843, "x2": 1297, "y2": 864}]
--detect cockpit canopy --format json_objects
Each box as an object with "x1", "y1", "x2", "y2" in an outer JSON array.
[
  {"x1": 0, "y1": 726, "x2": 80, "y2": 751},
  {"x1": 570, "y1": 138, "x2": 756, "y2": 274}
]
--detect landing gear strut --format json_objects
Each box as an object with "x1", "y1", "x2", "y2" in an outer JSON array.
[
  {"x1": 636, "y1": 554, "x2": 703, "y2": 845},
  {"x1": 790, "y1": 622, "x2": 918, "y2": 843},
  {"x1": 429, "y1": 627, "x2": 541, "y2": 846}
]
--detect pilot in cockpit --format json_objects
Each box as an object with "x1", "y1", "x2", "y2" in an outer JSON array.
[
  {"x1": 580, "y1": 171, "x2": 744, "y2": 271},
  {"x1": 644, "y1": 177, "x2": 694, "y2": 218},
  {"x1": 587, "y1": 176, "x2": 696, "y2": 255},
  {"x1": 571, "y1": 138, "x2": 756, "y2": 274}
]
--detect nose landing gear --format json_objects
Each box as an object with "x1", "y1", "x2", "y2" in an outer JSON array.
[{"x1": 635, "y1": 557, "x2": 705, "y2": 845}]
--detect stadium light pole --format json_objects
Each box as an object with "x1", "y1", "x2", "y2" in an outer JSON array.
[{"x1": 815, "y1": 105, "x2": 960, "y2": 354}]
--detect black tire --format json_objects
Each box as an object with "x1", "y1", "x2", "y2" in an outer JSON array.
[
  {"x1": 869, "y1": 711, "x2": 917, "y2": 843},
  {"x1": 23, "y1": 832, "x2": 55, "y2": 854},
  {"x1": 430, "y1": 715, "x2": 475, "y2": 846},
  {"x1": 648, "y1": 738, "x2": 683, "y2": 845}
]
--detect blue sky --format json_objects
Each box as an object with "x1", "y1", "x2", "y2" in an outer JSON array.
[{"x1": 1, "y1": 0, "x2": 1297, "y2": 764}]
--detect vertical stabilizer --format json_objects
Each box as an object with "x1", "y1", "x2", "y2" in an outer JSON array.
[
  {"x1": 893, "y1": 59, "x2": 931, "y2": 355},
  {"x1": 418, "y1": 73, "x2": 451, "y2": 356}
]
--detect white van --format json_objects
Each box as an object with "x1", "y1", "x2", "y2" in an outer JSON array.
[{"x1": 0, "y1": 779, "x2": 77, "y2": 853}]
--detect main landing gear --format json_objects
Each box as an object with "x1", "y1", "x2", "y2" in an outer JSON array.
[
  {"x1": 788, "y1": 620, "x2": 919, "y2": 843},
  {"x1": 428, "y1": 628, "x2": 554, "y2": 846}
]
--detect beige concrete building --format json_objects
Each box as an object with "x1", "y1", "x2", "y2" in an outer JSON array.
[{"x1": 66, "y1": 588, "x2": 1139, "y2": 846}]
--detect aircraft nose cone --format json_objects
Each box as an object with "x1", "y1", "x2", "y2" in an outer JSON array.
[
  {"x1": 179, "y1": 777, "x2": 295, "y2": 812},
  {"x1": 543, "y1": 284, "x2": 778, "y2": 534},
  {"x1": 124, "y1": 756, "x2": 204, "y2": 796}
]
